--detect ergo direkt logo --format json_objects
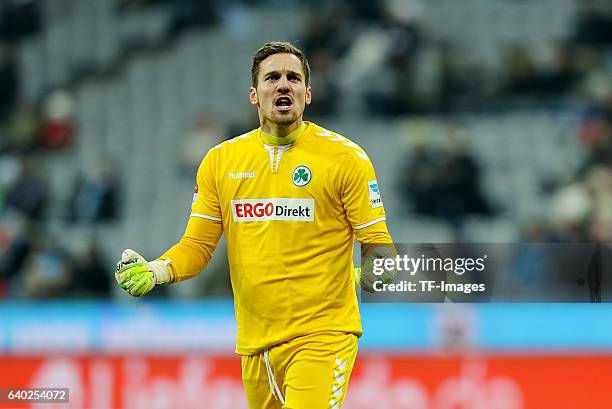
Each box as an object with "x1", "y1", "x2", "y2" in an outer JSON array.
[{"x1": 231, "y1": 198, "x2": 315, "y2": 222}]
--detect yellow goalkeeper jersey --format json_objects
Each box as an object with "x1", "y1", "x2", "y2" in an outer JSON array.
[{"x1": 190, "y1": 121, "x2": 389, "y2": 355}]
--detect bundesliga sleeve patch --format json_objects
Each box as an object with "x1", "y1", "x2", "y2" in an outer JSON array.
[
  {"x1": 192, "y1": 184, "x2": 198, "y2": 204},
  {"x1": 368, "y1": 180, "x2": 383, "y2": 208}
]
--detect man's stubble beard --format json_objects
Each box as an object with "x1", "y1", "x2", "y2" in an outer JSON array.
[{"x1": 269, "y1": 109, "x2": 300, "y2": 126}]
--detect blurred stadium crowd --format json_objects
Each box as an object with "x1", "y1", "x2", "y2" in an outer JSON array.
[{"x1": 0, "y1": 0, "x2": 611, "y2": 300}]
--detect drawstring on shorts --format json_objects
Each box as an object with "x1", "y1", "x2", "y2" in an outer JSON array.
[{"x1": 263, "y1": 349, "x2": 285, "y2": 405}]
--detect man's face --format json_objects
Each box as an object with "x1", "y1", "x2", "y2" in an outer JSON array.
[{"x1": 249, "y1": 53, "x2": 312, "y2": 131}]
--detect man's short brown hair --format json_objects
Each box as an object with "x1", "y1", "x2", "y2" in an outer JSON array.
[{"x1": 250, "y1": 41, "x2": 310, "y2": 87}]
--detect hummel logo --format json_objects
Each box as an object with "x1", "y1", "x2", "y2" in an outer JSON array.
[{"x1": 229, "y1": 171, "x2": 256, "y2": 179}]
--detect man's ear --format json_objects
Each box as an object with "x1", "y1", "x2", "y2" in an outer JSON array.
[
  {"x1": 305, "y1": 86, "x2": 312, "y2": 105},
  {"x1": 249, "y1": 86, "x2": 258, "y2": 105}
]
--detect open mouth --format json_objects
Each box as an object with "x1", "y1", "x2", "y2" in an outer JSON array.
[{"x1": 275, "y1": 96, "x2": 293, "y2": 112}]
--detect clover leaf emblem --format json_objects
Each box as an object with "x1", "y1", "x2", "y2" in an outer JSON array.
[{"x1": 292, "y1": 166, "x2": 311, "y2": 187}]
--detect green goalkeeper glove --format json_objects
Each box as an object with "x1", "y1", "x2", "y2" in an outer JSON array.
[
  {"x1": 115, "y1": 249, "x2": 172, "y2": 297},
  {"x1": 354, "y1": 251, "x2": 396, "y2": 293}
]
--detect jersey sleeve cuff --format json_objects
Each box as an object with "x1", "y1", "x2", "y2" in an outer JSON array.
[
  {"x1": 190, "y1": 213, "x2": 222, "y2": 222},
  {"x1": 353, "y1": 216, "x2": 386, "y2": 230}
]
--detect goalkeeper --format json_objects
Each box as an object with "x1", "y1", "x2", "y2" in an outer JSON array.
[{"x1": 116, "y1": 41, "x2": 394, "y2": 409}]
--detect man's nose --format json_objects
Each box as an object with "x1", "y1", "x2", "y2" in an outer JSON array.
[{"x1": 276, "y1": 76, "x2": 290, "y2": 92}]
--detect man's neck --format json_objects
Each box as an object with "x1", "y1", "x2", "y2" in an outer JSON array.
[
  {"x1": 260, "y1": 119, "x2": 302, "y2": 137},
  {"x1": 260, "y1": 122, "x2": 307, "y2": 145}
]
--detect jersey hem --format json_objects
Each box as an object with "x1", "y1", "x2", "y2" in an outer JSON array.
[{"x1": 235, "y1": 328, "x2": 363, "y2": 356}]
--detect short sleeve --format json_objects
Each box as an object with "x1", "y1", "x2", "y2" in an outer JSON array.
[
  {"x1": 191, "y1": 148, "x2": 222, "y2": 222},
  {"x1": 338, "y1": 150, "x2": 386, "y2": 231}
]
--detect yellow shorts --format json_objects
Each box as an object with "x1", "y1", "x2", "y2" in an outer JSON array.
[{"x1": 241, "y1": 331, "x2": 359, "y2": 409}]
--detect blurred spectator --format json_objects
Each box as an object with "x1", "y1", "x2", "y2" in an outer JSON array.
[
  {"x1": 585, "y1": 165, "x2": 612, "y2": 241},
  {"x1": 0, "y1": 154, "x2": 20, "y2": 207},
  {"x1": 67, "y1": 160, "x2": 121, "y2": 224},
  {"x1": 0, "y1": 0, "x2": 41, "y2": 41},
  {"x1": 69, "y1": 239, "x2": 112, "y2": 298},
  {"x1": 572, "y1": 0, "x2": 612, "y2": 48},
  {"x1": 40, "y1": 89, "x2": 76, "y2": 151},
  {"x1": 0, "y1": 42, "x2": 17, "y2": 122},
  {"x1": 0, "y1": 213, "x2": 32, "y2": 298},
  {"x1": 341, "y1": 27, "x2": 396, "y2": 114},
  {"x1": 549, "y1": 181, "x2": 592, "y2": 241},
  {"x1": 441, "y1": 137, "x2": 492, "y2": 220},
  {"x1": 572, "y1": 46, "x2": 611, "y2": 103},
  {"x1": 4, "y1": 102, "x2": 41, "y2": 152},
  {"x1": 381, "y1": 0, "x2": 422, "y2": 62},
  {"x1": 546, "y1": 108, "x2": 612, "y2": 244},
  {"x1": 362, "y1": 55, "x2": 406, "y2": 117},
  {"x1": 499, "y1": 44, "x2": 542, "y2": 96},
  {"x1": 167, "y1": 0, "x2": 220, "y2": 38},
  {"x1": 178, "y1": 112, "x2": 224, "y2": 176},
  {"x1": 305, "y1": 49, "x2": 340, "y2": 117},
  {"x1": 601, "y1": 91, "x2": 612, "y2": 122},
  {"x1": 302, "y1": 1, "x2": 356, "y2": 60},
  {"x1": 3, "y1": 155, "x2": 47, "y2": 220},
  {"x1": 360, "y1": 0, "x2": 424, "y2": 115},
  {"x1": 399, "y1": 142, "x2": 443, "y2": 215},
  {"x1": 576, "y1": 113, "x2": 612, "y2": 174},
  {"x1": 497, "y1": 42, "x2": 582, "y2": 99},
  {"x1": 543, "y1": 42, "x2": 579, "y2": 95},
  {"x1": 439, "y1": 44, "x2": 486, "y2": 112},
  {"x1": 348, "y1": 0, "x2": 386, "y2": 22},
  {"x1": 511, "y1": 224, "x2": 554, "y2": 287},
  {"x1": 19, "y1": 231, "x2": 71, "y2": 299},
  {"x1": 399, "y1": 125, "x2": 493, "y2": 236}
]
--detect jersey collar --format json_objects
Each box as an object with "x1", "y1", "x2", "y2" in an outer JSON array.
[{"x1": 259, "y1": 122, "x2": 307, "y2": 145}]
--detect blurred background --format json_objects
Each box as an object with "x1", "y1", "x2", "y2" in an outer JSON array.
[{"x1": 0, "y1": 0, "x2": 611, "y2": 407}]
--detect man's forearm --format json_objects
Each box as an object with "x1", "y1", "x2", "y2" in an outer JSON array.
[
  {"x1": 354, "y1": 221, "x2": 396, "y2": 291},
  {"x1": 159, "y1": 217, "x2": 223, "y2": 282}
]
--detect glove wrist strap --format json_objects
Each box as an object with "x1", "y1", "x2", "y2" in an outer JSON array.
[{"x1": 149, "y1": 259, "x2": 173, "y2": 286}]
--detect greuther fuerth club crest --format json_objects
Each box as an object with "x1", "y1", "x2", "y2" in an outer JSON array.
[{"x1": 292, "y1": 165, "x2": 311, "y2": 187}]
